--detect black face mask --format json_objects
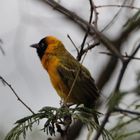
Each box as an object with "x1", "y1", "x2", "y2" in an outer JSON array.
[{"x1": 36, "y1": 38, "x2": 48, "y2": 59}]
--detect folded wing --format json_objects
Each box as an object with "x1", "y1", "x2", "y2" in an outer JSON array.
[{"x1": 57, "y1": 63, "x2": 99, "y2": 107}]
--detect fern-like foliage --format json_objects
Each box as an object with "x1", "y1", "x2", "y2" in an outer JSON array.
[{"x1": 4, "y1": 106, "x2": 112, "y2": 140}]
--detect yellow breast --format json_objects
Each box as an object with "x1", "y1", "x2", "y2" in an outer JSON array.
[{"x1": 41, "y1": 55, "x2": 69, "y2": 100}]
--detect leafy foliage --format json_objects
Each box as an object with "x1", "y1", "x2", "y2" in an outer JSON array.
[
  {"x1": 110, "y1": 115, "x2": 140, "y2": 140},
  {"x1": 4, "y1": 106, "x2": 112, "y2": 140},
  {"x1": 109, "y1": 72, "x2": 140, "y2": 140}
]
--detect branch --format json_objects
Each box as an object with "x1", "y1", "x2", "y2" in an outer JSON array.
[
  {"x1": 97, "y1": 4, "x2": 140, "y2": 10},
  {"x1": 0, "y1": 76, "x2": 35, "y2": 114},
  {"x1": 93, "y1": 43, "x2": 140, "y2": 140},
  {"x1": 114, "y1": 107, "x2": 140, "y2": 116},
  {"x1": 101, "y1": 0, "x2": 128, "y2": 32},
  {"x1": 41, "y1": 0, "x2": 124, "y2": 62},
  {"x1": 0, "y1": 39, "x2": 5, "y2": 55},
  {"x1": 67, "y1": 34, "x2": 79, "y2": 55},
  {"x1": 115, "y1": 43, "x2": 140, "y2": 91},
  {"x1": 113, "y1": 10, "x2": 140, "y2": 46},
  {"x1": 83, "y1": 40, "x2": 100, "y2": 54},
  {"x1": 77, "y1": 0, "x2": 96, "y2": 61},
  {"x1": 100, "y1": 51, "x2": 140, "y2": 60},
  {"x1": 40, "y1": 0, "x2": 93, "y2": 34}
]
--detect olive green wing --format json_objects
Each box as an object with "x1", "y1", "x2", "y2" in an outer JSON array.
[{"x1": 57, "y1": 63, "x2": 99, "y2": 106}]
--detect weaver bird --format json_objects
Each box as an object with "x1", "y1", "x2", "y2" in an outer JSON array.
[{"x1": 31, "y1": 36, "x2": 99, "y2": 108}]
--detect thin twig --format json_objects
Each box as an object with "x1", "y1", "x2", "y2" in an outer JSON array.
[
  {"x1": 77, "y1": 0, "x2": 95, "y2": 61},
  {"x1": 114, "y1": 107, "x2": 140, "y2": 116},
  {"x1": 101, "y1": 0, "x2": 127, "y2": 32},
  {"x1": 92, "y1": 1, "x2": 98, "y2": 28},
  {"x1": 0, "y1": 76, "x2": 35, "y2": 114},
  {"x1": 65, "y1": 52, "x2": 87, "y2": 103},
  {"x1": 67, "y1": 35, "x2": 99, "y2": 58},
  {"x1": 93, "y1": 110, "x2": 111, "y2": 140},
  {"x1": 67, "y1": 34, "x2": 79, "y2": 55},
  {"x1": 0, "y1": 39, "x2": 5, "y2": 55},
  {"x1": 100, "y1": 51, "x2": 140, "y2": 60},
  {"x1": 83, "y1": 41, "x2": 100, "y2": 54},
  {"x1": 96, "y1": 4, "x2": 140, "y2": 10}
]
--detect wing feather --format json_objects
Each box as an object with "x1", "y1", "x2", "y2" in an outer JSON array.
[{"x1": 57, "y1": 62, "x2": 99, "y2": 106}]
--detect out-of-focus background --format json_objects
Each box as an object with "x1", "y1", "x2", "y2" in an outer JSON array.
[{"x1": 0, "y1": 0, "x2": 140, "y2": 140}]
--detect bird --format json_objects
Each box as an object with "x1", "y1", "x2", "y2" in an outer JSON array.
[{"x1": 30, "y1": 36, "x2": 99, "y2": 110}]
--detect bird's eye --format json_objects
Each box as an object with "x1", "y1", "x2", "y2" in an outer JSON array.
[
  {"x1": 38, "y1": 38, "x2": 47, "y2": 49},
  {"x1": 39, "y1": 41, "x2": 46, "y2": 48}
]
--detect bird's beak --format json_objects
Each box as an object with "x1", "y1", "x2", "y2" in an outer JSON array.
[{"x1": 30, "y1": 43, "x2": 39, "y2": 48}]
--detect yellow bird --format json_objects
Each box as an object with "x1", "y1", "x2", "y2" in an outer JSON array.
[{"x1": 31, "y1": 36, "x2": 99, "y2": 108}]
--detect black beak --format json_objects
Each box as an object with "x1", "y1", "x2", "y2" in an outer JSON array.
[{"x1": 30, "y1": 43, "x2": 39, "y2": 48}]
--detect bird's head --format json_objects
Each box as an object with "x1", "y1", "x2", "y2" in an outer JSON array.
[{"x1": 31, "y1": 36, "x2": 64, "y2": 59}]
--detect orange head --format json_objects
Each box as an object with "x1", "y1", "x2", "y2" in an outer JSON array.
[{"x1": 30, "y1": 36, "x2": 65, "y2": 59}]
